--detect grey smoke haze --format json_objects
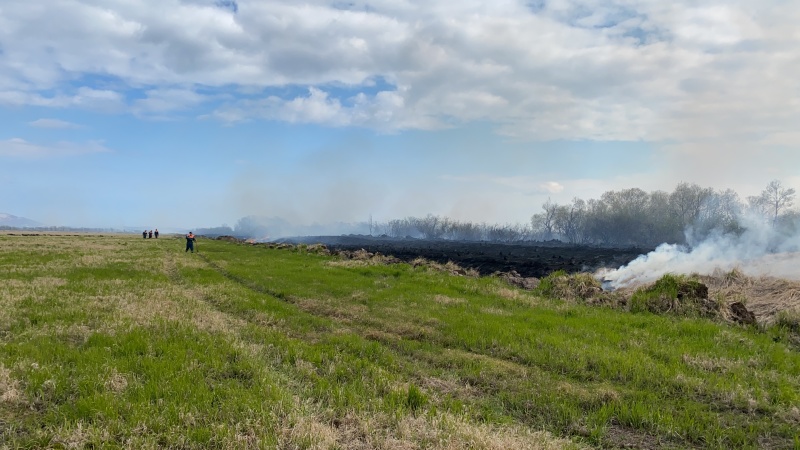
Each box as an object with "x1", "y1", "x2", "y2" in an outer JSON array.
[
  {"x1": 228, "y1": 215, "x2": 372, "y2": 240},
  {"x1": 599, "y1": 214, "x2": 800, "y2": 288}
]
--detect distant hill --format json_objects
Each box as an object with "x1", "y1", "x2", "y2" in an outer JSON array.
[{"x1": 0, "y1": 213, "x2": 44, "y2": 228}]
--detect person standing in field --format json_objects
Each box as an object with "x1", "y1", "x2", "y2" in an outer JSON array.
[
  {"x1": 142, "y1": 230, "x2": 147, "y2": 239},
  {"x1": 185, "y1": 232, "x2": 196, "y2": 253},
  {"x1": 154, "y1": 229, "x2": 159, "y2": 238},
  {"x1": 148, "y1": 230, "x2": 153, "y2": 239}
]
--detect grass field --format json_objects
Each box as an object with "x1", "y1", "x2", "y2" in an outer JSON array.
[{"x1": 0, "y1": 233, "x2": 798, "y2": 449}]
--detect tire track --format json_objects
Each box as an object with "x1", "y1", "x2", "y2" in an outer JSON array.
[{"x1": 196, "y1": 252, "x2": 288, "y2": 301}]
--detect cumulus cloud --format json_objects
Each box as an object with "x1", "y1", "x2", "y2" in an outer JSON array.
[
  {"x1": 0, "y1": 0, "x2": 798, "y2": 147},
  {"x1": 212, "y1": 86, "x2": 437, "y2": 130},
  {"x1": 0, "y1": 138, "x2": 111, "y2": 158}
]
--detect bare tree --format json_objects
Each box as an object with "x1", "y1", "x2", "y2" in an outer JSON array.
[
  {"x1": 389, "y1": 218, "x2": 416, "y2": 237},
  {"x1": 750, "y1": 180, "x2": 796, "y2": 226},
  {"x1": 531, "y1": 198, "x2": 559, "y2": 240},
  {"x1": 668, "y1": 182, "x2": 714, "y2": 229},
  {"x1": 414, "y1": 214, "x2": 445, "y2": 239},
  {"x1": 443, "y1": 220, "x2": 484, "y2": 241},
  {"x1": 599, "y1": 188, "x2": 651, "y2": 245},
  {"x1": 643, "y1": 190, "x2": 678, "y2": 244},
  {"x1": 553, "y1": 198, "x2": 586, "y2": 244},
  {"x1": 696, "y1": 189, "x2": 742, "y2": 235}
]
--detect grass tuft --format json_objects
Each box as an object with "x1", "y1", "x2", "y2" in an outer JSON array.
[
  {"x1": 535, "y1": 271, "x2": 604, "y2": 303},
  {"x1": 629, "y1": 274, "x2": 718, "y2": 318}
]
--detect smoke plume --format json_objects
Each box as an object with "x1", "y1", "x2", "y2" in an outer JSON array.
[{"x1": 599, "y1": 214, "x2": 800, "y2": 289}]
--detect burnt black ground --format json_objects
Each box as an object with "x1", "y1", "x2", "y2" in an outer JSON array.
[{"x1": 278, "y1": 235, "x2": 649, "y2": 278}]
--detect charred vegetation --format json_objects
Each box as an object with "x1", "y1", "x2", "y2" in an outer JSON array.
[{"x1": 274, "y1": 235, "x2": 648, "y2": 279}]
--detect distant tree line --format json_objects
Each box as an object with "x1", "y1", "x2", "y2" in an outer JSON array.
[
  {"x1": 374, "y1": 180, "x2": 798, "y2": 247},
  {"x1": 213, "y1": 180, "x2": 797, "y2": 247},
  {"x1": 378, "y1": 215, "x2": 532, "y2": 242},
  {"x1": 530, "y1": 180, "x2": 797, "y2": 247}
]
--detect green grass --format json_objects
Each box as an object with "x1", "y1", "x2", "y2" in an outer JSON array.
[{"x1": 1, "y1": 233, "x2": 799, "y2": 449}]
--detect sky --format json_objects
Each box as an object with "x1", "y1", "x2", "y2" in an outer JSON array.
[{"x1": 1, "y1": 0, "x2": 799, "y2": 230}]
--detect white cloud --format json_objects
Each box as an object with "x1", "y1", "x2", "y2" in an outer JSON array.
[
  {"x1": 132, "y1": 88, "x2": 208, "y2": 117},
  {"x1": 213, "y1": 86, "x2": 439, "y2": 130},
  {"x1": 673, "y1": 5, "x2": 760, "y2": 46},
  {"x1": 0, "y1": 88, "x2": 124, "y2": 111},
  {"x1": 0, "y1": 0, "x2": 798, "y2": 148},
  {"x1": 539, "y1": 181, "x2": 565, "y2": 194},
  {"x1": 0, "y1": 138, "x2": 111, "y2": 158},
  {"x1": 28, "y1": 118, "x2": 82, "y2": 129}
]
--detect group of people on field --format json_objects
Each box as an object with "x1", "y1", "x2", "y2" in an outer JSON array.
[
  {"x1": 140, "y1": 229, "x2": 196, "y2": 253},
  {"x1": 139, "y1": 228, "x2": 196, "y2": 253}
]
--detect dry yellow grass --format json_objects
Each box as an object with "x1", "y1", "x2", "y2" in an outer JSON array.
[
  {"x1": 776, "y1": 406, "x2": 800, "y2": 427},
  {"x1": 104, "y1": 368, "x2": 130, "y2": 394},
  {"x1": 411, "y1": 257, "x2": 480, "y2": 277},
  {"x1": 325, "y1": 260, "x2": 375, "y2": 268},
  {"x1": 421, "y1": 375, "x2": 479, "y2": 400},
  {"x1": 700, "y1": 268, "x2": 800, "y2": 324},
  {"x1": 0, "y1": 363, "x2": 23, "y2": 405},
  {"x1": 480, "y1": 306, "x2": 510, "y2": 316},
  {"x1": 681, "y1": 354, "x2": 739, "y2": 373},
  {"x1": 541, "y1": 273, "x2": 604, "y2": 303},
  {"x1": 491, "y1": 286, "x2": 524, "y2": 301},
  {"x1": 555, "y1": 382, "x2": 620, "y2": 409},
  {"x1": 292, "y1": 296, "x2": 368, "y2": 324},
  {"x1": 432, "y1": 294, "x2": 466, "y2": 306},
  {"x1": 276, "y1": 409, "x2": 580, "y2": 450}
]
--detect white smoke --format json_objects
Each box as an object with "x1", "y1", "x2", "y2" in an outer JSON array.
[{"x1": 599, "y1": 214, "x2": 800, "y2": 289}]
